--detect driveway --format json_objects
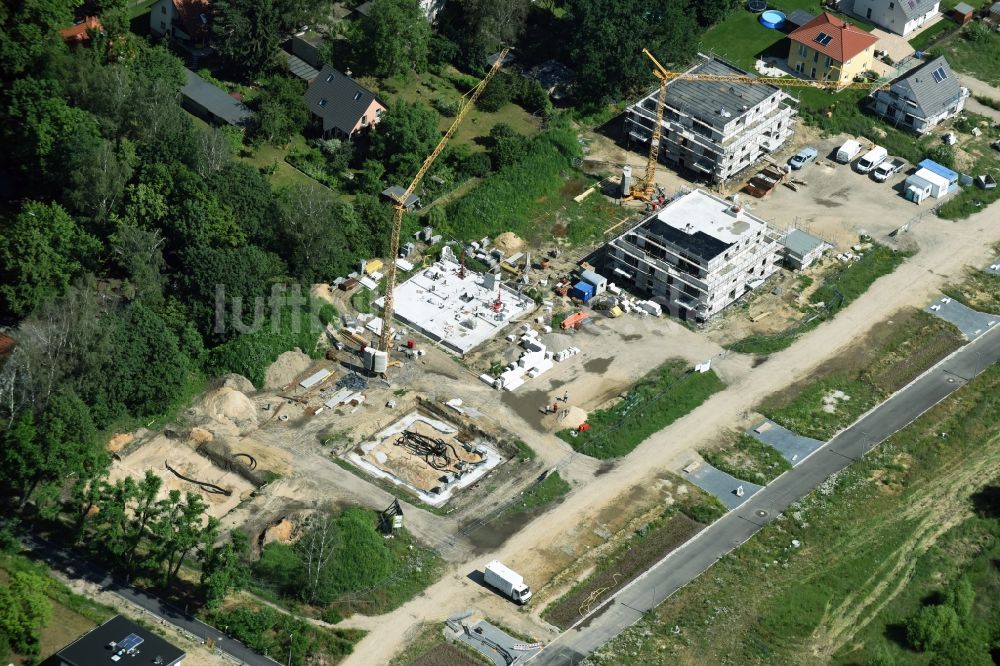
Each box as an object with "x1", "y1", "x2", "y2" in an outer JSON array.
[{"x1": 958, "y1": 74, "x2": 1000, "y2": 123}]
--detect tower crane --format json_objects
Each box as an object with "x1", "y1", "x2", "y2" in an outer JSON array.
[
  {"x1": 628, "y1": 48, "x2": 891, "y2": 201},
  {"x1": 369, "y1": 47, "x2": 510, "y2": 374}
]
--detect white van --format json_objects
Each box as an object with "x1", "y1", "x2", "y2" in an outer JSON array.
[
  {"x1": 836, "y1": 139, "x2": 862, "y2": 163},
  {"x1": 855, "y1": 146, "x2": 888, "y2": 174}
]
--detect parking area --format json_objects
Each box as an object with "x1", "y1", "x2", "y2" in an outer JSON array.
[
  {"x1": 926, "y1": 295, "x2": 999, "y2": 340},
  {"x1": 746, "y1": 419, "x2": 825, "y2": 466},
  {"x1": 749, "y1": 134, "x2": 926, "y2": 250},
  {"x1": 683, "y1": 462, "x2": 764, "y2": 511}
]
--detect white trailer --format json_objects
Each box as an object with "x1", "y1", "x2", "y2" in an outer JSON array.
[{"x1": 484, "y1": 560, "x2": 532, "y2": 604}]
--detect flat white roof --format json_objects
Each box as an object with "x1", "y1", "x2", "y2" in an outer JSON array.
[
  {"x1": 909, "y1": 168, "x2": 950, "y2": 188},
  {"x1": 376, "y1": 260, "x2": 534, "y2": 354},
  {"x1": 656, "y1": 189, "x2": 769, "y2": 244}
]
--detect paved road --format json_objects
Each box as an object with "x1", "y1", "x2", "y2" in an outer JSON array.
[
  {"x1": 532, "y1": 324, "x2": 1000, "y2": 664},
  {"x1": 20, "y1": 534, "x2": 279, "y2": 666}
]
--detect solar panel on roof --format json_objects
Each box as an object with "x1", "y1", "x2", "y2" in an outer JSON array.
[
  {"x1": 117, "y1": 634, "x2": 144, "y2": 652},
  {"x1": 814, "y1": 32, "x2": 833, "y2": 46},
  {"x1": 932, "y1": 66, "x2": 948, "y2": 82}
]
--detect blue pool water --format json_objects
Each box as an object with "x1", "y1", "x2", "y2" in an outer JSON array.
[{"x1": 760, "y1": 9, "x2": 786, "y2": 29}]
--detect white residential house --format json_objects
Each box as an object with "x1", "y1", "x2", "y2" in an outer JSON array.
[
  {"x1": 625, "y1": 57, "x2": 797, "y2": 183},
  {"x1": 871, "y1": 56, "x2": 968, "y2": 134},
  {"x1": 853, "y1": 0, "x2": 940, "y2": 36},
  {"x1": 604, "y1": 189, "x2": 782, "y2": 322}
]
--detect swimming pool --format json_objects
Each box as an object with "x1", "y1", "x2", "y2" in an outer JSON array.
[{"x1": 760, "y1": 9, "x2": 786, "y2": 29}]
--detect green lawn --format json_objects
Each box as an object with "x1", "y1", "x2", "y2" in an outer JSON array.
[
  {"x1": 760, "y1": 309, "x2": 963, "y2": 440},
  {"x1": 937, "y1": 117, "x2": 1000, "y2": 220},
  {"x1": 502, "y1": 472, "x2": 571, "y2": 518},
  {"x1": 907, "y1": 18, "x2": 957, "y2": 52},
  {"x1": 700, "y1": 1, "x2": 874, "y2": 71},
  {"x1": 928, "y1": 24, "x2": 1000, "y2": 85},
  {"x1": 557, "y1": 360, "x2": 726, "y2": 459},
  {"x1": 375, "y1": 68, "x2": 542, "y2": 151},
  {"x1": 589, "y1": 359, "x2": 1000, "y2": 666},
  {"x1": 700, "y1": 434, "x2": 792, "y2": 485},
  {"x1": 1, "y1": 553, "x2": 115, "y2": 663}
]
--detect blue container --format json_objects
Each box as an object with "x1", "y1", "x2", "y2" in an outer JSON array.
[{"x1": 569, "y1": 281, "x2": 595, "y2": 303}]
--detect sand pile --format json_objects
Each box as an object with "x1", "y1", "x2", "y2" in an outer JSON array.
[
  {"x1": 494, "y1": 232, "x2": 525, "y2": 255},
  {"x1": 189, "y1": 427, "x2": 214, "y2": 445},
  {"x1": 264, "y1": 518, "x2": 295, "y2": 545},
  {"x1": 107, "y1": 432, "x2": 134, "y2": 453},
  {"x1": 310, "y1": 284, "x2": 336, "y2": 304},
  {"x1": 204, "y1": 387, "x2": 258, "y2": 433},
  {"x1": 264, "y1": 349, "x2": 312, "y2": 389},
  {"x1": 219, "y1": 373, "x2": 255, "y2": 395}
]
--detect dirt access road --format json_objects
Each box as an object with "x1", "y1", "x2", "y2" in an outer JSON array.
[{"x1": 339, "y1": 197, "x2": 1000, "y2": 664}]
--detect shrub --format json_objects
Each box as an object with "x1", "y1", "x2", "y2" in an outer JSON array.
[
  {"x1": 459, "y1": 151, "x2": 492, "y2": 178},
  {"x1": 206, "y1": 297, "x2": 326, "y2": 387},
  {"x1": 445, "y1": 126, "x2": 580, "y2": 240},
  {"x1": 926, "y1": 144, "x2": 955, "y2": 169},
  {"x1": 905, "y1": 604, "x2": 960, "y2": 651},
  {"x1": 964, "y1": 21, "x2": 991, "y2": 43}
]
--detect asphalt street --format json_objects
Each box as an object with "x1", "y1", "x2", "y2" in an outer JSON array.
[
  {"x1": 20, "y1": 534, "x2": 279, "y2": 666},
  {"x1": 532, "y1": 324, "x2": 1000, "y2": 664}
]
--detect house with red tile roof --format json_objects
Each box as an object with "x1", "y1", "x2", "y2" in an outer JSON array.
[
  {"x1": 787, "y1": 12, "x2": 880, "y2": 85},
  {"x1": 59, "y1": 16, "x2": 103, "y2": 44}
]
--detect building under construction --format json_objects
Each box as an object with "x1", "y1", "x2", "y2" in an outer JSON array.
[
  {"x1": 376, "y1": 259, "x2": 534, "y2": 355},
  {"x1": 605, "y1": 189, "x2": 781, "y2": 322},
  {"x1": 345, "y1": 411, "x2": 503, "y2": 507},
  {"x1": 625, "y1": 56, "x2": 797, "y2": 183}
]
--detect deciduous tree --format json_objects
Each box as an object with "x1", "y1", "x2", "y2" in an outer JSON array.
[
  {"x1": 0, "y1": 201, "x2": 100, "y2": 319},
  {"x1": 352, "y1": 0, "x2": 430, "y2": 78}
]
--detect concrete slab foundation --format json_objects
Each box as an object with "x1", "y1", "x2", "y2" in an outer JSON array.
[
  {"x1": 376, "y1": 260, "x2": 534, "y2": 354},
  {"x1": 684, "y1": 462, "x2": 764, "y2": 511},
  {"x1": 925, "y1": 295, "x2": 998, "y2": 340},
  {"x1": 747, "y1": 419, "x2": 825, "y2": 466},
  {"x1": 344, "y1": 411, "x2": 503, "y2": 507}
]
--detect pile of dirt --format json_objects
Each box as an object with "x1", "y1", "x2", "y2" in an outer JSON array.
[
  {"x1": 310, "y1": 284, "x2": 336, "y2": 304},
  {"x1": 107, "y1": 432, "x2": 134, "y2": 453},
  {"x1": 263, "y1": 518, "x2": 295, "y2": 545},
  {"x1": 264, "y1": 349, "x2": 312, "y2": 389},
  {"x1": 189, "y1": 427, "x2": 214, "y2": 445},
  {"x1": 203, "y1": 387, "x2": 258, "y2": 433},
  {"x1": 219, "y1": 373, "x2": 255, "y2": 395},
  {"x1": 493, "y1": 232, "x2": 525, "y2": 256}
]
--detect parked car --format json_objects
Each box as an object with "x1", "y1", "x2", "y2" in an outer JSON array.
[
  {"x1": 789, "y1": 147, "x2": 818, "y2": 170},
  {"x1": 872, "y1": 158, "x2": 906, "y2": 182}
]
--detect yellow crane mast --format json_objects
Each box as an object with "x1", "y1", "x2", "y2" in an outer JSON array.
[
  {"x1": 373, "y1": 47, "x2": 511, "y2": 373},
  {"x1": 630, "y1": 49, "x2": 891, "y2": 201}
]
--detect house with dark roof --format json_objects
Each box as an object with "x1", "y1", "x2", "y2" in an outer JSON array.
[
  {"x1": 150, "y1": 0, "x2": 213, "y2": 65},
  {"x1": 871, "y1": 56, "x2": 968, "y2": 133},
  {"x1": 55, "y1": 615, "x2": 185, "y2": 666},
  {"x1": 853, "y1": 0, "x2": 940, "y2": 36},
  {"x1": 787, "y1": 12, "x2": 880, "y2": 84},
  {"x1": 303, "y1": 65, "x2": 386, "y2": 139},
  {"x1": 604, "y1": 189, "x2": 781, "y2": 321},
  {"x1": 181, "y1": 68, "x2": 254, "y2": 127},
  {"x1": 625, "y1": 56, "x2": 797, "y2": 183}
]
